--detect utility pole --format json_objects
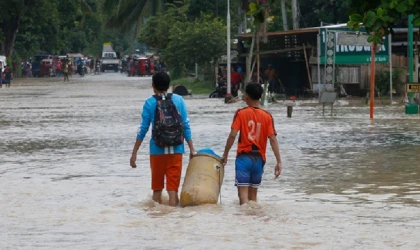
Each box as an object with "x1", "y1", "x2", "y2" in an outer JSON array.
[
  {"x1": 226, "y1": 0, "x2": 231, "y2": 97},
  {"x1": 281, "y1": 0, "x2": 288, "y2": 31},
  {"x1": 292, "y1": 0, "x2": 299, "y2": 30},
  {"x1": 405, "y1": 14, "x2": 419, "y2": 114}
]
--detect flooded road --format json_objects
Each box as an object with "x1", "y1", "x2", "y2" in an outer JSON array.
[{"x1": 1, "y1": 73, "x2": 420, "y2": 249}]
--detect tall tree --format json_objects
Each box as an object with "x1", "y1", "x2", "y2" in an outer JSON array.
[
  {"x1": 0, "y1": 0, "x2": 95, "y2": 58},
  {"x1": 347, "y1": 0, "x2": 420, "y2": 44},
  {"x1": 0, "y1": 0, "x2": 37, "y2": 57},
  {"x1": 299, "y1": 0, "x2": 352, "y2": 28},
  {"x1": 102, "y1": 0, "x2": 180, "y2": 35}
]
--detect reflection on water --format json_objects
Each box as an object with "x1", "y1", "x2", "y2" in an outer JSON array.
[{"x1": 1, "y1": 75, "x2": 420, "y2": 249}]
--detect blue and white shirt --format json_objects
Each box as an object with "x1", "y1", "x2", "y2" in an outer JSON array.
[{"x1": 136, "y1": 93, "x2": 192, "y2": 155}]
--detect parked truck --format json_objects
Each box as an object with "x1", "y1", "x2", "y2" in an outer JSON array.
[{"x1": 100, "y1": 43, "x2": 119, "y2": 72}]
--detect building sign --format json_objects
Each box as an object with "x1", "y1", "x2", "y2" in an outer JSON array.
[
  {"x1": 406, "y1": 83, "x2": 420, "y2": 93},
  {"x1": 320, "y1": 27, "x2": 389, "y2": 65},
  {"x1": 337, "y1": 33, "x2": 371, "y2": 46}
]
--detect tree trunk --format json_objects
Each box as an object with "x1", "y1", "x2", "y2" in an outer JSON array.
[
  {"x1": 1, "y1": 16, "x2": 20, "y2": 58},
  {"x1": 281, "y1": 0, "x2": 288, "y2": 31},
  {"x1": 292, "y1": 0, "x2": 299, "y2": 30},
  {"x1": 152, "y1": 0, "x2": 158, "y2": 15},
  {"x1": 245, "y1": 30, "x2": 257, "y2": 83}
]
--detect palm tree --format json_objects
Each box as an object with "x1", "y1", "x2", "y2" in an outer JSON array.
[{"x1": 102, "y1": 0, "x2": 181, "y2": 35}]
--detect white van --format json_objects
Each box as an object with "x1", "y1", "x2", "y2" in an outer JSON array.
[{"x1": 0, "y1": 55, "x2": 6, "y2": 73}]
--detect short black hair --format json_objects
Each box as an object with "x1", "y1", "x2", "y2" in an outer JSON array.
[
  {"x1": 152, "y1": 72, "x2": 171, "y2": 91},
  {"x1": 246, "y1": 83, "x2": 263, "y2": 100}
]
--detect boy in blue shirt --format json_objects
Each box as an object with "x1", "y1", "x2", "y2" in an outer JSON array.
[{"x1": 130, "y1": 72, "x2": 195, "y2": 206}]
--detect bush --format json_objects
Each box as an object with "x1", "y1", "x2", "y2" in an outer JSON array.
[
  {"x1": 374, "y1": 68, "x2": 404, "y2": 96},
  {"x1": 171, "y1": 77, "x2": 214, "y2": 95}
]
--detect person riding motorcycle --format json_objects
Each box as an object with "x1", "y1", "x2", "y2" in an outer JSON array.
[
  {"x1": 219, "y1": 68, "x2": 242, "y2": 97},
  {"x1": 76, "y1": 58, "x2": 87, "y2": 76}
]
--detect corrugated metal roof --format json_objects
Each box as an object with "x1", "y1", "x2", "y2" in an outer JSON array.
[{"x1": 237, "y1": 28, "x2": 319, "y2": 39}]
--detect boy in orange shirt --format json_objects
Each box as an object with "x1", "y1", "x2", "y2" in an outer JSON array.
[{"x1": 221, "y1": 83, "x2": 282, "y2": 205}]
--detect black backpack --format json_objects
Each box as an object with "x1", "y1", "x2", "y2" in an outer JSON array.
[{"x1": 152, "y1": 93, "x2": 184, "y2": 147}]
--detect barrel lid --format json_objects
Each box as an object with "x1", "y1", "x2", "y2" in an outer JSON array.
[{"x1": 192, "y1": 153, "x2": 223, "y2": 165}]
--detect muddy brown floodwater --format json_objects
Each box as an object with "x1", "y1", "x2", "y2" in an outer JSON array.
[{"x1": 1, "y1": 73, "x2": 420, "y2": 249}]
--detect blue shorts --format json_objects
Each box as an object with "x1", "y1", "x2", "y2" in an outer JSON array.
[{"x1": 235, "y1": 153, "x2": 265, "y2": 188}]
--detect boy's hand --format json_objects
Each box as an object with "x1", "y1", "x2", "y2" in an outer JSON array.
[
  {"x1": 221, "y1": 155, "x2": 228, "y2": 166},
  {"x1": 130, "y1": 155, "x2": 137, "y2": 168},
  {"x1": 274, "y1": 162, "x2": 282, "y2": 178}
]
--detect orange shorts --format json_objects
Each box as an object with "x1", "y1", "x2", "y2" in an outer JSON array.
[{"x1": 150, "y1": 154, "x2": 183, "y2": 191}]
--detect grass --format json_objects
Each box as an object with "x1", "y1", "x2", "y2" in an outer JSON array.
[{"x1": 171, "y1": 77, "x2": 214, "y2": 95}]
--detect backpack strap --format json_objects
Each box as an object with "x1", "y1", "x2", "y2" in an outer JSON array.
[{"x1": 153, "y1": 93, "x2": 173, "y2": 100}]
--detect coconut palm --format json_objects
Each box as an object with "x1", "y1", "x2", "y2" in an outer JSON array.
[{"x1": 102, "y1": 0, "x2": 183, "y2": 35}]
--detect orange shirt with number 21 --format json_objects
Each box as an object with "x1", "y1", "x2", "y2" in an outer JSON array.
[{"x1": 231, "y1": 107, "x2": 277, "y2": 162}]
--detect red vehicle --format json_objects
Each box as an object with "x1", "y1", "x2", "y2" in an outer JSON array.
[
  {"x1": 128, "y1": 57, "x2": 138, "y2": 77},
  {"x1": 137, "y1": 57, "x2": 147, "y2": 76},
  {"x1": 127, "y1": 56, "x2": 156, "y2": 77},
  {"x1": 148, "y1": 57, "x2": 155, "y2": 75},
  {"x1": 39, "y1": 59, "x2": 53, "y2": 77}
]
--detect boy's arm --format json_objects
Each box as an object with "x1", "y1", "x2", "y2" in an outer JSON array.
[
  {"x1": 131, "y1": 101, "x2": 151, "y2": 168},
  {"x1": 178, "y1": 98, "x2": 195, "y2": 157},
  {"x1": 268, "y1": 135, "x2": 282, "y2": 178},
  {"x1": 221, "y1": 128, "x2": 238, "y2": 166},
  {"x1": 130, "y1": 139, "x2": 142, "y2": 168},
  {"x1": 186, "y1": 140, "x2": 195, "y2": 159}
]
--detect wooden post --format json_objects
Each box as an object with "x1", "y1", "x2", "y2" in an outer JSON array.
[
  {"x1": 303, "y1": 43, "x2": 313, "y2": 91},
  {"x1": 287, "y1": 106, "x2": 293, "y2": 117}
]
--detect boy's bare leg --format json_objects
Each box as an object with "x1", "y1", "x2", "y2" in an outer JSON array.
[
  {"x1": 248, "y1": 188, "x2": 258, "y2": 202},
  {"x1": 238, "y1": 187, "x2": 249, "y2": 205},
  {"x1": 152, "y1": 190, "x2": 162, "y2": 204},
  {"x1": 167, "y1": 191, "x2": 178, "y2": 207}
]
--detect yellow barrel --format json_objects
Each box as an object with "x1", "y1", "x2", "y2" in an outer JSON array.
[{"x1": 180, "y1": 153, "x2": 224, "y2": 207}]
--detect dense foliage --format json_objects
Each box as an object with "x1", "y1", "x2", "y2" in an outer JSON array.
[
  {"x1": 0, "y1": 0, "x2": 136, "y2": 61},
  {"x1": 347, "y1": 0, "x2": 420, "y2": 44},
  {"x1": 2, "y1": 0, "x2": 414, "y2": 72}
]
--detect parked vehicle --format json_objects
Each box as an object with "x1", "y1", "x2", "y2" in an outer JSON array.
[
  {"x1": 127, "y1": 56, "x2": 138, "y2": 77},
  {"x1": 32, "y1": 54, "x2": 52, "y2": 77},
  {"x1": 209, "y1": 78, "x2": 227, "y2": 98},
  {"x1": 39, "y1": 59, "x2": 53, "y2": 77},
  {"x1": 137, "y1": 57, "x2": 155, "y2": 76},
  {"x1": 101, "y1": 43, "x2": 119, "y2": 72},
  {"x1": 138, "y1": 57, "x2": 147, "y2": 76}
]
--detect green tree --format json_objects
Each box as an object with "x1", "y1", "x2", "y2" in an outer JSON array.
[
  {"x1": 165, "y1": 14, "x2": 226, "y2": 69},
  {"x1": 138, "y1": 4, "x2": 226, "y2": 77},
  {"x1": 187, "y1": 0, "x2": 226, "y2": 19},
  {"x1": 0, "y1": 0, "x2": 96, "y2": 58},
  {"x1": 347, "y1": 0, "x2": 420, "y2": 44},
  {"x1": 0, "y1": 0, "x2": 39, "y2": 57},
  {"x1": 299, "y1": 0, "x2": 352, "y2": 28},
  {"x1": 138, "y1": 4, "x2": 189, "y2": 51},
  {"x1": 102, "y1": 0, "x2": 181, "y2": 35},
  {"x1": 13, "y1": 0, "x2": 60, "y2": 59}
]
